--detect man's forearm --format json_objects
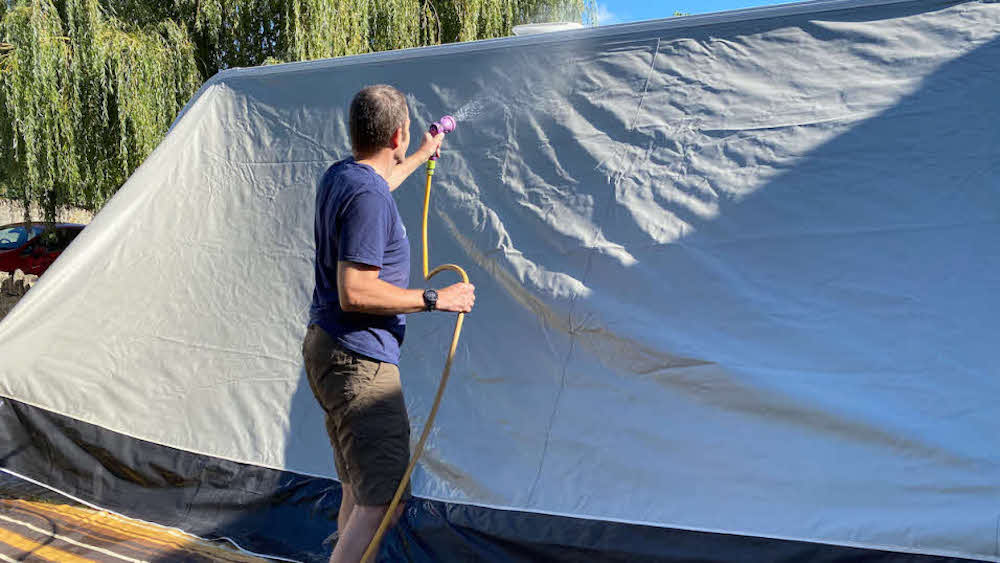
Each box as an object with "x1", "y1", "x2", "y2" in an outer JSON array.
[
  {"x1": 387, "y1": 151, "x2": 432, "y2": 191},
  {"x1": 342, "y1": 277, "x2": 426, "y2": 315}
]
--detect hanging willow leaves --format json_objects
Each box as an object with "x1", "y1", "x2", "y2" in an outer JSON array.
[
  {"x1": 1, "y1": 0, "x2": 593, "y2": 216},
  {"x1": 0, "y1": 0, "x2": 200, "y2": 216}
]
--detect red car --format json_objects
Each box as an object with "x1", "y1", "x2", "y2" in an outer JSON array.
[{"x1": 0, "y1": 222, "x2": 85, "y2": 276}]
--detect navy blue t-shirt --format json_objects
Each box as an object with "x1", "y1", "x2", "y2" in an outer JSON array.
[{"x1": 309, "y1": 158, "x2": 410, "y2": 364}]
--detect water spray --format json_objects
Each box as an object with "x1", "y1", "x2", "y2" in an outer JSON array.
[{"x1": 360, "y1": 115, "x2": 469, "y2": 563}]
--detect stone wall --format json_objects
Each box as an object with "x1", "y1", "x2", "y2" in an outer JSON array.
[
  {"x1": 0, "y1": 270, "x2": 36, "y2": 322},
  {"x1": 0, "y1": 198, "x2": 93, "y2": 225}
]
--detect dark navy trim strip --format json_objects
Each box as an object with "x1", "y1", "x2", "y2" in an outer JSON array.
[{"x1": 0, "y1": 397, "x2": 985, "y2": 562}]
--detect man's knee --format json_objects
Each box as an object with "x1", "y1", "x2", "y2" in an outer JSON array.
[{"x1": 354, "y1": 503, "x2": 404, "y2": 526}]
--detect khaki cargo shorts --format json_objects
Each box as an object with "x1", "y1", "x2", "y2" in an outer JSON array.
[{"x1": 302, "y1": 324, "x2": 411, "y2": 506}]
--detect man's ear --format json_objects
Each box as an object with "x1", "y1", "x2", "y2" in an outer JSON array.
[{"x1": 390, "y1": 126, "x2": 404, "y2": 149}]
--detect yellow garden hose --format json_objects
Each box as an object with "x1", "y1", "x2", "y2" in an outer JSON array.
[{"x1": 360, "y1": 159, "x2": 468, "y2": 563}]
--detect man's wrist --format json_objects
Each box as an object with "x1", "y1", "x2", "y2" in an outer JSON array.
[
  {"x1": 418, "y1": 145, "x2": 435, "y2": 161},
  {"x1": 422, "y1": 288, "x2": 438, "y2": 311}
]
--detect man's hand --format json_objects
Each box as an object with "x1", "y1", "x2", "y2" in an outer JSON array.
[
  {"x1": 437, "y1": 282, "x2": 475, "y2": 313},
  {"x1": 419, "y1": 131, "x2": 445, "y2": 160}
]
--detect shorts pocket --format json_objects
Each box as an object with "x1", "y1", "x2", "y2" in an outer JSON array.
[{"x1": 329, "y1": 344, "x2": 359, "y2": 367}]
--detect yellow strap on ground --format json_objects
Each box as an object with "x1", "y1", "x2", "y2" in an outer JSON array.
[
  {"x1": 13, "y1": 501, "x2": 185, "y2": 555},
  {"x1": 5, "y1": 504, "x2": 161, "y2": 561},
  {"x1": 0, "y1": 512, "x2": 142, "y2": 563},
  {"x1": 0, "y1": 526, "x2": 97, "y2": 563},
  {"x1": 17, "y1": 501, "x2": 194, "y2": 551},
  {"x1": 11, "y1": 500, "x2": 259, "y2": 563}
]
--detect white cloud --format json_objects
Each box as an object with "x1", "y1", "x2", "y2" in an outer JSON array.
[{"x1": 596, "y1": 3, "x2": 623, "y2": 25}]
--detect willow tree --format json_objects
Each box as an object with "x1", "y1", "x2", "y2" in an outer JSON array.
[
  {"x1": 0, "y1": 0, "x2": 200, "y2": 219},
  {"x1": 100, "y1": 0, "x2": 595, "y2": 78},
  {"x1": 1, "y1": 0, "x2": 593, "y2": 217}
]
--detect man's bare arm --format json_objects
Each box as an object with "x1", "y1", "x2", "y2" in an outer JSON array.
[
  {"x1": 387, "y1": 131, "x2": 444, "y2": 191},
  {"x1": 338, "y1": 261, "x2": 474, "y2": 315}
]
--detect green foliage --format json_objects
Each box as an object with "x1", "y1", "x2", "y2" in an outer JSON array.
[
  {"x1": 1, "y1": 0, "x2": 593, "y2": 216},
  {"x1": 0, "y1": 0, "x2": 200, "y2": 217},
  {"x1": 99, "y1": 0, "x2": 595, "y2": 76}
]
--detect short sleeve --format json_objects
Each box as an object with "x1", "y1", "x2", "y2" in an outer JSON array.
[{"x1": 337, "y1": 190, "x2": 392, "y2": 268}]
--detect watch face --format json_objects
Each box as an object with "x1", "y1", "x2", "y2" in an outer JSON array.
[{"x1": 424, "y1": 289, "x2": 438, "y2": 308}]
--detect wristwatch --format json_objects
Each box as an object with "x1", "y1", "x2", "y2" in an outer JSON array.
[{"x1": 422, "y1": 288, "x2": 438, "y2": 311}]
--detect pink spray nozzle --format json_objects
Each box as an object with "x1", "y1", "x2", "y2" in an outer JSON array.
[
  {"x1": 429, "y1": 115, "x2": 457, "y2": 136},
  {"x1": 428, "y1": 115, "x2": 456, "y2": 161}
]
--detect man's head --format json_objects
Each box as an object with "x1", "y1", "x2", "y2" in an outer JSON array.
[{"x1": 349, "y1": 85, "x2": 410, "y2": 164}]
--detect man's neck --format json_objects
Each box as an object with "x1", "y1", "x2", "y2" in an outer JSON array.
[{"x1": 355, "y1": 150, "x2": 396, "y2": 182}]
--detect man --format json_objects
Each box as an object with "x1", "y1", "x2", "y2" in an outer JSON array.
[{"x1": 302, "y1": 84, "x2": 475, "y2": 563}]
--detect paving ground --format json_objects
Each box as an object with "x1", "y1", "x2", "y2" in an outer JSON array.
[{"x1": 0, "y1": 472, "x2": 274, "y2": 563}]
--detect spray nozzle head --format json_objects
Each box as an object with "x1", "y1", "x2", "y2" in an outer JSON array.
[
  {"x1": 428, "y1": 115, "x2": 456, "y2": 162},
  {"x1": 429, "y1": 115, "x2": 456, "y2": 136}
]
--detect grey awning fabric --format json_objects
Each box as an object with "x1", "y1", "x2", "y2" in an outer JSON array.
[{"x1": 2, "y1": 1, "x2": 999, "y2": 559}]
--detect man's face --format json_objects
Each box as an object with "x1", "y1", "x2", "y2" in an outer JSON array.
[{"x1": 393, "y1": 112, "x2": 411, "y2": 165}]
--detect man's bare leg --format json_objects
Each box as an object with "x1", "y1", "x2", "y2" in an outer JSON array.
[
  {"x1": 338, "y1": 485, "x2": 356, "y2": 534},
  {"x1": 329, "y1": 503, "x2": 404, "y2": 563}
]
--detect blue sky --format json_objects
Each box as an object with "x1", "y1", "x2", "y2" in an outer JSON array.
[{"x1": 595, "y1": 0, "x2": 790, "y2": 25}]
